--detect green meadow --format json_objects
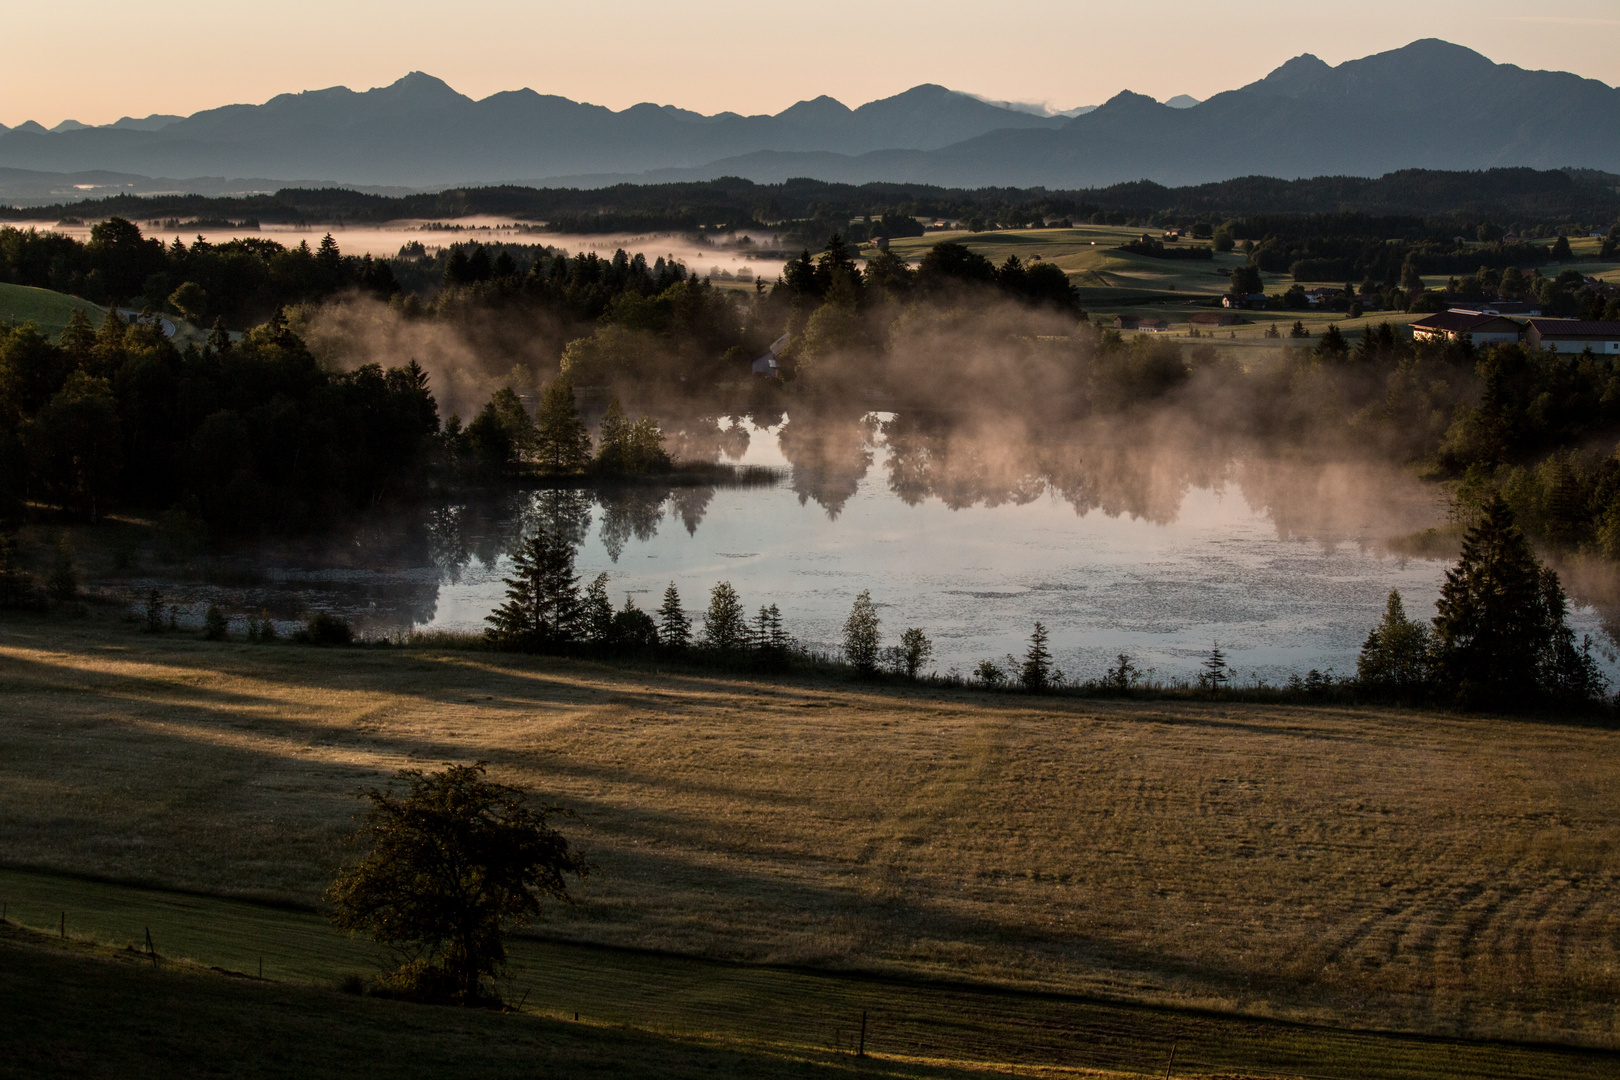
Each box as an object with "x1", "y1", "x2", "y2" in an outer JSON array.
[{"x1": 0, "y1": 281, "x2": 106, "y2": 338}]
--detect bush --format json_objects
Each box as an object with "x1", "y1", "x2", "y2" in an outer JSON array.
[
  {"x1": 296, "y1": 612, "x2": 353, "y2": 646},
  {"x1": 203, "y1": 604, "x2": 229, "y2": 641}
]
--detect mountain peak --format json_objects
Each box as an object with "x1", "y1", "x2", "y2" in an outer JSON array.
[
  {"x1": 1247, "y1": 53, "x2": 1332, "y2": 96},
  {"x1": 1095, "y1": 90, "x2": 1165, "y2": 112},
  {"x1": 370, "y1": 71, "x2": 467, "y2": 106},
  {"x1": 778, "y1": 95, "x2": 853, "y2": 124}
]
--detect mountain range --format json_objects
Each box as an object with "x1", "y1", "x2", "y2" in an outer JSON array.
[{"x1": 0, "y1": 39, "x2": 1615, "y2": 196}]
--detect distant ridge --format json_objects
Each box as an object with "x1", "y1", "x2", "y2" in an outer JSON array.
[{"x1": 0, "y1": 40, "x2": 1615, "y2": 191}]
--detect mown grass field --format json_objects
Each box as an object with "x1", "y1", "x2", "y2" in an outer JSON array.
[
  {"x1": 3, "y1": 884, "x2": 1615, "y2": 1080},
  {"x1": 0, "y1": 281, "x2": 105, "y2": 338},
  {"x1": 3, "y1": 613, "x2": 1620, "y2": 1066}
]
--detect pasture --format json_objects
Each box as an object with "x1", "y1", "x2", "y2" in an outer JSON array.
[
  {"x1": 3, "y1": 614, "x2": 1619, "y2": 1064},
  {"x1": 0, "y1": 281, "x2": 105, "y2": 338},
  {"x1": 886, "y1": 228, "x2": 1620, "y2": 352}
]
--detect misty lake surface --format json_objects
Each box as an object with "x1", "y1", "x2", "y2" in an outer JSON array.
[
  {"x1": 417, "y1": 417, "x2": 1610, "y2": 684},
  {"x1": 123, "y1": 414, "x2": 1617, "y2": 684}
]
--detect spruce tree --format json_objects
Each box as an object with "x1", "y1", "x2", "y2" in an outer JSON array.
[
  {"x1": 702, "y1": 582, "x2": 748, "y2": 653},
  {"x1": 594, "y1": 397, "x2": 633, "y2": 473},
  {"x1": 656, "y1": 583, "x2": 690, "y2": 650},
  {"x1": 1198, "y1": 643, "x2": 1230, "y2": 689},
  {"x1": 1021, "y1": 621, "x2": 1052, "y2": 691},
  {"x1": 484, "y1": 526, "x2": 581, "y2": 650},
  {"x1": 1431, "y1": 496, "x2": 1552, "y2": 707},
  {"x1": 1356, "y1": 589, "x2": 1431, "y2": 695},
  {"x1": 59, "y1": 307, "x2": 96, "y2": 367},
  {"x1": 581, "y1": 572, "x2": 613, "y2": 645},
  {"x1": 532, "y1": 377, "x2": 592, "y2": 472}
]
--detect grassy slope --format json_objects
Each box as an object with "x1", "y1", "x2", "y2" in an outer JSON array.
[
  {"x1": 0, "y1": 281, "x2": 104, "y2": 338},
  {"x1": 0, "y1": 922, "x2": 908, "y2": 1080},
  {"x1": 2, "y1": 880, "x2": 1614, "y2": 1080},
  {"x1": 2, "y1": 616, "x2": 1619, "y2": 1052}
]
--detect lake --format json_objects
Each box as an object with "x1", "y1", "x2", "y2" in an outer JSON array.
[{"x1": 111, "y1": 413, "x2": 1620, "y2": 685}]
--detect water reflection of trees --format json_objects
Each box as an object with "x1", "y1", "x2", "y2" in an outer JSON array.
[
  {"x1": 878, "y1": 414, "x2": 1228, "y2": 524},
  {"x1": 777, "y1": 412, "x2": 876, "y2": 518}
]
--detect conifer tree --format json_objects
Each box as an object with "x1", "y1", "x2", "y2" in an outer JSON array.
[
  {"x1": 594, "y1": 398, "x2": 633, "y2": 473},
  {"x1": 484, "y1": 526, "x2": 581, "y2": 650},
  {"x1": 657, "y1": 582, "x2": 690, "y2": 650},
  {"x1": 1431, "y1": 497, "x2": 1551, "y2": 707},
  {"x1": 532, "y1": 377, "x2": 592, "y2": 472},
  {"x1": 1021, "y1": 621, "x2": 1052, "y2": 691},
  {"x1": 1356, "y1": 590, "x2": 1431, "y2": 695},
  {"x1": 59, "y1": 308, "x2": 96, "y2": 367},
  {"x1": 765, "y1": 604, "x2": 788, "y2": 654},
  {"x1": 702, "y1": 581, "x2": 748, "y2": 652},
  {"x1": 1198, "y1": 642, "x2": 1230, "y2": 689},
  {"x1": 1432, "y1": 496, "x2": 1605, "y2": 707},
  {"x1": 92, "y1": 308, "x2": 126, "y2": 372},
  {"x1": 581, "y1": 572, "x2": 613, "y2": 645}
]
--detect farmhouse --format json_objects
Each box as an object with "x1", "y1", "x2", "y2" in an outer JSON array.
[
  {"x1": 751, "y1": 332, "x2": 791, "y2": 376},
  {"x1": 1189, "y1": 311, "x2": 1241, "y2": 327},
  {"x1": 1223, "y1": 293, "x2": 1266, "y2": 309},
  {"x1": 1524, "y1": 319, "x2": 1620, "y2": 355},
  {"x1": 1409, "y1": 310, "x2": 1523, "y2": 345},
  {"x1": 1113, "y1": 315, "x2": 1169, "y2": 332}
]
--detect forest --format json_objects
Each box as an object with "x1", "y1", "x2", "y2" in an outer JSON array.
[{"x1": 4, "y1": 167, "x2": 1618, "y2": 246}]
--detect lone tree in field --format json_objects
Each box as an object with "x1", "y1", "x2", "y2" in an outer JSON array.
[
  {"x1": 842, "y1": 590, "x2": 881, "y2": 675},
  {"x1": 1431, "y1": 496, "x2": 1606, "y2": 708},
  {"x1": 1021, "y1": 621, "x2": 1053, "y2": 691},
  {"x1": 326, "y1": 763, "x2": 588, "y2": 1005},
  {"x1": 485, "y1": 526, "x2": 581, "y2": 650},
  {"x1": 657, "y1": 582, "x2": 690, "y2": 650}
]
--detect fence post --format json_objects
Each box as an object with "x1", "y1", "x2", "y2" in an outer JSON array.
[
  {"x1": 858, "y1": 1011, "x2": 867, "y2": 1058},
  {"x1": 1163, "y1": 1035, "x2": 1178, "y2": 1079}
]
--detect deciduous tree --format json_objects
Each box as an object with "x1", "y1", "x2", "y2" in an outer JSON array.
[{"x1": 326, "y1": 763, "x2": 587, "y2": 1005}]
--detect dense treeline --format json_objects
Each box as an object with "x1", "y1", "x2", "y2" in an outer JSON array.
[
  {"x1": 0, "y1": 308, "x2": 438, "y2": 534},
  {"x1": 0, "y1": 219, "x2": 397, "y2": 322},
  {"x1": 4, "y1": 167, "x2": 1617, "y2": 243}
]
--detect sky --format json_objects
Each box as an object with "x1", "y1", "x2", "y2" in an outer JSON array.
[{"x1": 5, "y1": 0, "x2": 1619, "y2": 127}]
